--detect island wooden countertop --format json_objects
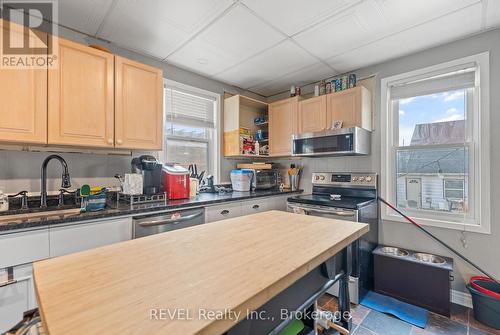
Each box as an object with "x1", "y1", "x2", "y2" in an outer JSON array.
[{"x1": 33, "y1": 210, "x2": 369, "y2": 335}]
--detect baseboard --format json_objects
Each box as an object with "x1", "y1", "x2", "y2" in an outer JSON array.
[{"x1": 451, "y1": 289, "x2": 473, "y2": 308}]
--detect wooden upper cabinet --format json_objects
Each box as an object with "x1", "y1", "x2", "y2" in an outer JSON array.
[
  {"x1": 298, "y1": 95, "x2": 327, "y2": 134},
  {"x1": 115, "y1": 56, "x2": 163, "y2": 150},
  {"x1": 326, "y1": 86, "x2": 372, "y2": 130},
  {"x1": 269, "y1": 97, "x2": 298, "y2": 157},
  {"x1": 223, "y1": 95, "x2": 268, "y2": 157},
  {"x1": 48, "y1": 38, "x2": 114, "y2": 147},
  {"x1": 0, "y1": 20, "x2": 47, "y2": 144}
]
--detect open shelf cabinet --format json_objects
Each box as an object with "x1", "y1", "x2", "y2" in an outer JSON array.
[{"x1": 223, "y1": 94, "x2": 269, "y2": 157}]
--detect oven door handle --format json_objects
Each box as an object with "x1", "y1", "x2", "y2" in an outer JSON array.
[
  {"x1": 289, "y1": 205, "x2": 356, "y2": 217},
  {"x1": 137, "y1": 211, "x2": 203, "y2": 227}
]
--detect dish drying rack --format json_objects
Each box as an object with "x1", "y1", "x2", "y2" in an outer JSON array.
[{"x1": 117, "y1": 192, "x2": 167, "y2": 208}]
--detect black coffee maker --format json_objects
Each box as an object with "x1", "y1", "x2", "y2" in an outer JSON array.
[{"x1": 131, "y1": 155, "x2": 163, "y2": 195}]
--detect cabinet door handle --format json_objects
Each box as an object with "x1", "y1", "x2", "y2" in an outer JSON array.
[
  {"x1": 116, "y1": 139, "x2": 123, "y2": 145},
  {"x1": 252, "y1": 204, "x2": 260, "y2": 209},
  {"x1": 220, "y1": 210, "x2": 229, "y2": 215}
]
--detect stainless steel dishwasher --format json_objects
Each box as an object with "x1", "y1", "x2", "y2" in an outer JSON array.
[{"x1": 132, "y1": 207, "x2": 205, "y2": 239}]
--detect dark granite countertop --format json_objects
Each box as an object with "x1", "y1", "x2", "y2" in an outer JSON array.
[{"x1": 0, "y1": 189, "x2": 302, "y2": 233}]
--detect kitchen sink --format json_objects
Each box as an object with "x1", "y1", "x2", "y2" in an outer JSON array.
[
  {"x1": 378, "y1": 246, "x2": 409, "y2": 257},
  {"x1": 0, "y1": 207, "x2": 82, "y2": 223},
  {"x1": 412, "y1": 252, "x2": 446, "y2": 264}
]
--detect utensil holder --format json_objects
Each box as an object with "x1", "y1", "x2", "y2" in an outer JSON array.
[{"x1": 289, "y1": 175, "x2": 300, "y2": 191}]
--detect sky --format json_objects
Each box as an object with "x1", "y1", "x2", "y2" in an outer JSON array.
[{"x1": 397, "y1": 89, "x2": 466, "y2": 146}]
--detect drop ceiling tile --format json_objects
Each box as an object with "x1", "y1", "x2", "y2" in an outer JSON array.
[
  {"x1": 327, "y1": 3, "x2": 483, "y2": 72},
  {"x1": 241, "y1": 0, "x2": 359, "y2": 36},
  {"x1": 249, "y1": 62, "x2": 335, "y2": 96},
  {"x1": 213, "y1": 40, "x2": 317, "y2": 89},
  {"x1": 293, "y1": 1, "x2": 387, "y2": 60},
  {"x1": 374, "y1": 0, "x2": 481, "y2": 31},
  {"x1": 98, "y1": 0, "x2": 233, "y2": 58},
  {"x1": 167, "y1": 5, "x2": 285, "y2": 76},
  {"x1": 57, "y1": 0, "x2": 114, "y2": 35},
  {"x1": 294, "y1": 0, "x2": 481, "y2": 61},
  {"x1": 485, "y1": 0, "x2": 500, "y2": 28}
]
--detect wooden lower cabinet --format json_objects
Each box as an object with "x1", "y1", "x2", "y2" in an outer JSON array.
[
  {"x1": 115, "y1": 56, "x2": 163, "y2": 150},
  {"x1": 298, "y1": 95, "x2": 327, "y2": 133},
  {"x1": 0, "y1": 20, "x2": 47, "y2": 144},
  {"x1": 269, "y1": 97, "x2": 298, "y2": 156},
  {"x1": 48, "y1": 38, "x2": 115, "y2": 147}
]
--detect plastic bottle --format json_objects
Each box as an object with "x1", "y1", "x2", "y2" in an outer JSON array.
[
  {"x1": 255, "y1": 141, "x2": 260, "y2": 156},
  {"x1": 314, "y1": 85, "x2": 320, "y2": 96},
  {"x1": 0, "y1": 190, "x2": 9, "y2": 212}
]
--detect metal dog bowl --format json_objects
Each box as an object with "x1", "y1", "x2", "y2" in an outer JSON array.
[
  {"x1": 379, "y1": 246, "x2": 409, "y2": 257},
  {"x1": 413, "y1": 253, "x2": 446, "y2": 264}
]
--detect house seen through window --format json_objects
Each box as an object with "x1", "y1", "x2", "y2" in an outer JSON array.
[
  {"x1": 381, "y1": 53, "x2": 490, "y2": 232},
  {"x1": 395, "y1": 89, "x2": 469, "y2": 215}
]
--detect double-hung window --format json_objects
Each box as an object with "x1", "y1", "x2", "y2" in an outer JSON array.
[
  {"x1": 381, "y1": 53, "x2": 490, "y2": 233},
  {"x1": 162, "y1": 80, "x2": 220, "y2": 181}
]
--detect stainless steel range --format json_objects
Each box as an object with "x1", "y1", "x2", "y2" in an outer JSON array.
[{"x1": 287, "y1": 172, "x2": 378, "y2": 304}]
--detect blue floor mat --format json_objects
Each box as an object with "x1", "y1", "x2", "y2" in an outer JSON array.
[{"x1": 360, "y1": 291, "x2": 428, "y2": 328}]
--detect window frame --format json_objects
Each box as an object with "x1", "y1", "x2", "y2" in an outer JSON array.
[
  {"x1": 380, "y1": 52, "x2": 490, "y2": 234},
  {"x1": 163, "y1": 79, "x2": 221, "y2": 183},
  {"x1": 443, "y1": 179, "x2": 465, "y2": 200}
]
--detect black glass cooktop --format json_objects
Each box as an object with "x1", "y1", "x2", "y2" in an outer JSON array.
[{"x1": 287, "y1": 194, "x2": 375, "y2": 210}]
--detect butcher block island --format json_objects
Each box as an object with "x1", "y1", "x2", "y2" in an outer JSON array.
[{"x1": 33, "y1": 211, "x2": 368, "y2": 335}]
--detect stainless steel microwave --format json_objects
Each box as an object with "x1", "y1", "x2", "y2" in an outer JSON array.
[{"x1": 292, "y1": 127, "x2": 371, "y2": 157}]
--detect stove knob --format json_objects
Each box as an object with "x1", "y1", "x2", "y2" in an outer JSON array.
[
  {"x1": 314, "y1": 175, "x2": 320, "y2": 181},
  {"x1": 358, "y1": 176, "x2": 365, "y2": 182},
  {"x1": 320, "y1": 175, "x2": 325, "y2": 181},
  {"x1": 366, "y1": 176, "x2": 373, "y2": 182},
  {"x1": 352, "y1": 176, "x2": 358, "y2": 181}
]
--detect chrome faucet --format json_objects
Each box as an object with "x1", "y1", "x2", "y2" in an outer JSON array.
[{"x1": 40, "y1": 155, "x2": 71, "y2": 208}]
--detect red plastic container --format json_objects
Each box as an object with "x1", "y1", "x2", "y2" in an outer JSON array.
[{"x1": 162, "y1": 165, "x2": 190, "y2": 200}]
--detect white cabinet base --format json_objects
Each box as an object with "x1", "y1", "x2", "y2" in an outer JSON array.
[
  {"x1": 49, "y1": 217, "x2": 132, "y2": 257},
  {"x1": 206, "y1": 202, "x2": 242, "y2": 223},
  {"x1": 0, "y1": 228, "x2": 49, "y2": 269},
  {"x1": 0, "y1": 264, "x2": 35, "y2": 333}
]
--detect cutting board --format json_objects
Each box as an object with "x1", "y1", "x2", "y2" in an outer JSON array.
[{"x1": 236, "y1": 163, "x2": 273, "y2": 170}]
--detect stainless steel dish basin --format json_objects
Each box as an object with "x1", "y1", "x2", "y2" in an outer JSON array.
[
  {"x1": 379, "y1": 246, "x2": 409, "y2": 257},
  {"x1": 0, "y1": 208, "x2": 82, "y2": 223},
  {"x1": 412, "y1": 253, "x2": 446, "y2": 264}
]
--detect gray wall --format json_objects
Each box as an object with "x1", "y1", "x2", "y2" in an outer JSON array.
[
  {"x1": 270, "y1": 28, "x2": 500, "y2": 294},
  {"x1": 0, "y1": 24, "x2": 260, "y2": 193}
]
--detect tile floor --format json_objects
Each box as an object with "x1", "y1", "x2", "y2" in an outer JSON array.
[{"x1": 318, "y1": 294, "x2": 500, "y2": 335}]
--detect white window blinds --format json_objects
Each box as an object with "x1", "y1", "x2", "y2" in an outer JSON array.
[
  {"x1": 165, "y1": 87, "x2": 216, "y2": 128},
  {"x1": 390, "y1": 67, "x2": 476, "y2": 99}
]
